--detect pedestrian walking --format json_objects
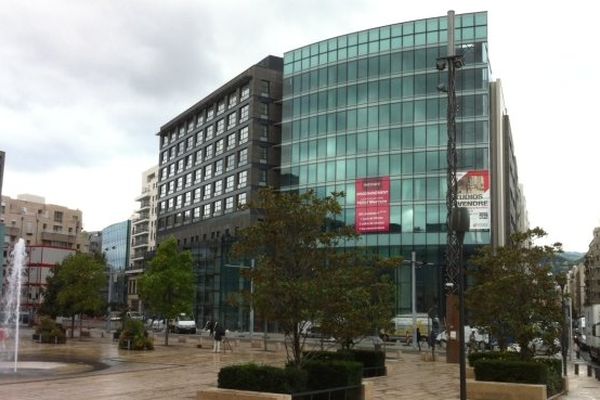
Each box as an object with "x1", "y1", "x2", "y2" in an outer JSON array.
[
  {"x1": 204, "y1": 320, "x2": 214, "y2": 337},
  {"x1": 416, "y1": 327, "x2": 422, "y2": 351},
  {"x1": 213, "y1": 322, "x2": 225, "y2": 353}
]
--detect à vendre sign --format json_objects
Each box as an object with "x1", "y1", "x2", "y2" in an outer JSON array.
[{"x1": 355, "y1": 176, "x2": 390, "y2": 233}]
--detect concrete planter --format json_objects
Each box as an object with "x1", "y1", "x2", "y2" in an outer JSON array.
[
  {"x1": 197, "y1": 381, "x2": 373, "y2": 400},
  {"x1": 467, "y1": 378, "x2": 547, "y2": 400}
]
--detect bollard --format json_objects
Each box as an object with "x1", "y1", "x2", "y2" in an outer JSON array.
[
  {"x1": 574, "y1": 363, "x2": 579, "y2": 375},
  {"x1": 588, "y1": 365, "x2": 592, "y2": 377},
  {"x1": 595, "y1": 368, "x2": 600, "y2": 380}
]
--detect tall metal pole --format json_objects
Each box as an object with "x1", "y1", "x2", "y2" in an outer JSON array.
[
  {"x1": 249, "y1": 258, "x2": 255, "y2": 338},
  {"x1": 440, "y1": 9, "x2": 464, "y2": 365},
  {"x1": 411, "y1": 250, "x2": 417, "y2": 350}
]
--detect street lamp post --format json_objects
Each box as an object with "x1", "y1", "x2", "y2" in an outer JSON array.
[
  {"x1": 411, "y1": 251, "x2": 417, "y2": 350},
  {"x1": 451, "y1": 207, "x2": 470, "y2": 400}
]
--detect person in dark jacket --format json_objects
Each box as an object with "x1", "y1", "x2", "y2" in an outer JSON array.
[{"x1": 213, "y1": 322, "x2": 225, "y2": 352}]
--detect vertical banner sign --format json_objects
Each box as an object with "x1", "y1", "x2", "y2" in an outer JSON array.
[
  {"x1": 457, "y1": 170, "x2": 490, "y2": 230},
  {"x1": 355, "y1": 176, "x2": 390, "y2": 233}
]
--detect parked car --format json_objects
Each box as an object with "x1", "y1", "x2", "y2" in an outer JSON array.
[
  {"x1": 169, "y1": 314, "x2": 197, "y2": 334},
  {"x1": 436, "y1": 326, "x2": 490, "y2": 350}
]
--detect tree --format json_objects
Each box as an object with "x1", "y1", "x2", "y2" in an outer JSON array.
[
  {"x1": 466, "y1": 228, "x2": 563, "y2": 359},
  {"x1": 318, "y1": 254, "x2": 396, "y2": 350},
  {"x1": 40, "y1": 253, "x2": 107, "y2": 338},
  {"x1": 233, "y1": 188, "x2": 394, "y2": 366},
  {"x1": 139, "y1": 236, "x2": 195, "y2": 346}
]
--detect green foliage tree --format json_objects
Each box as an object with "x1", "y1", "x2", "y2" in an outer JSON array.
[
  {"x1": 233, "y1": 188, "x2": 394, "y2": 366},
  {"x1": 139, "y1": 236, "x2": 195, "y2": 346},
  {"x1": 40, "y1": 253, "x2": 107, "y2": 338},
  {"x1": 318, "y1": 255, "x2": 396, "y2": 350},
  {"x1": 466, "y1": 228, "x2": 563, "y2": 359}
]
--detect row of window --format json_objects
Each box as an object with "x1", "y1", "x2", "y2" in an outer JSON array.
[
  {"x1": 281, "y1": 150, "x2": 487, "y2": 187},
  {"x1": 282, "y1": 94, "x2": 488, "y2": 139},
  {"x1": 284, "y1": 45, "x2": 486, "y2": 96},
  {"x1": 161, "y1": 85, "x2": 251, "y2": 148},
  {"x1": 160, "y1": 112, "x2": 252, "y2": 165},
  {"x1": 283, "y1": 69, "x2": 487, "y2": 118},
  {"x1": 282, "y1": 121, "x2": 488, "y2": 158},
  {"x1": 157, "y1": 193, "x2": 248, "y2": 230},
  {"x1": 160, "y1": 171, "x2": 248, "y2": 212},
  {"x1": 284, "y1": 13, "x2": 487, "y2": 65},
  {"x1": 161, "y1": 131, "x2": 250, "y2": 179},
  {"x1": 284, "y1": 30, "x2": 487, "y2": 75},
  {"x1": 159, "y1": 152, "x2": 250, "y2": 197}
]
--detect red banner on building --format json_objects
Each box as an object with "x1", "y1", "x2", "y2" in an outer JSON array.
[{"x1": 355, "y1": 176, "x2": 390, "y2": 233}]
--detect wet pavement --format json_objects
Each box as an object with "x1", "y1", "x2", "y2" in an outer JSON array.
[{"x1": 0, "y1": 328, "x2": 597, "y2": 399}]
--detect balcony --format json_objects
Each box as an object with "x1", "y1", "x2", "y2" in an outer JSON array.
[{"x1": 41, "y1": 231, "x2": 76, "y2": 245}]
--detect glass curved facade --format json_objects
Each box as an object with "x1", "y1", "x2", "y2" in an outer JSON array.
[{"x1": 280, "y1": 12, "x2": 490, "y2": 315}]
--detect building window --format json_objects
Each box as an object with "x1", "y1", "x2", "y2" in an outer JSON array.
[
  {"x1": 238, "y1": 148, "x2": 248, "y2": 165},
  {"x1": 226, "y1": 133, "x2": 236, "y2": 150},
  {"x1": 259, "y1": 169, "x2": 267, "y2": 185},
  {"x1": 216, "y1": 119, "x2": 225, "y2": 135},
  {"x1": 184, "y1": 191, "x2": 191, "y2": 206},
  {"x1": 225, "y1": 175, "x2": 235, "y2": 192},
  {"x1": 195, "y1": 150, "x2": 203, "y2": 165},
  {"x1": 227, "y1": 113, "x2": 236, "y2": 129},
  {"x1": 159, "y1": 201, "x2": 166, "y2": 213},
  {"x1": 228, "y1": 92, "x2": 237, "y2": 107},
  {"x1": 54, "y1": 211, "x2": 63, "y2": 223},
  {"x1": 225, "y1": 196, "x2": 234, "y2": 212},
  {"x1": 214, "y1": 179, "x2": 223, "y2": 196},
  {"x1": 194, "y1": 169, "x2": 202, "y2": 184},
  {"x1": 185, "y1": 173, "x2": 192, "y2": 187},
  {"x1": 215, "y1": 139, "x2": 224, "y2": 155},
  {"x1": 258, "y1": 103, "x2": 268, "y2": 118},
  {"x1": 260, "y1": 80, "x2": 270, "y2": 96},
  {"x1": 194, "y1": 188, "x2": 201, "y2": 203},
  {"x1": 161, "y1": 135, "x2": 169, "y2": 147},
  {"x1": 260, "y1": 125, "x2": 269, "y2": 141},
  {"x1": 168, "y1": 198, "x2": 174, "y2": 210},
  {"x1": 203, "y1": 183, "x2": 212, "y2": 200},
  {"x1": 185, "y1": 154, "x2": 193, "y2": 169},
  {"x1": 214, "y1": 200, "x2": 222, "y2": 215},
  {"x1": 207, "y1": 108, "x2": 214, "y2": 120},
  {"x1": 240, "y1": 105, "x2": 249, "y2": 122},
  {"x1": 206, "y1": 125, "x2": 215, "y2": 141},
  {"x1": 195, "y1": 130, "x2": 203, "y2": 145},
  {"x1": 215, "y1": 159, "x2": 224, "y2": 176},
  {"x1": 204, "y1": 164, "x2": 213, "y2": 179},
  {"x1": 226, "y1": 154, "x2": 236, "y2": 171},
  {"x1": 187, "y1": 120, "x2": 194, "y2": 132},
  {"x1": 168, "y1": 181, "x2": 175, "y2": 194},
  {"x1": 176, "y1": 177, "x2": 183, "y2": 191},
  {"x1": 177, "y1": 142, "x2": 184, "y2": 155},
  {"x1": 196, "y1": 113, "x2": 204, "y2": 127},
  {"x1": 205, "y1": 144, "x2": 213, "y2": 160},
  {"x1": 239, "y1": 126, "x2": 249, "y2": 144},
  {"x1": 186, "y1": 136, "x2": 194, "y2": 150},
  {"x1": 240, "y1": 85, "x2": 250, "y2": 100},
  {"x1": 159, "y1": 185, "x2": 166, "y2": 198},
  {"x1": 238, "y1": 192, "x2": 247, "y2": 206},
  {"x1": 178, "y1": 126, "x2": 185, "y2": 138},
  {"x1": 193, "y1": 207, "x2": 200, "y2": 219},
  {"x1": 238, "y1": 170, "x2": 248, "y2": 188},
  {"x1": 177, "y1": 159, "x2": 184, "y2": 173},
  {"x1": 217, "y1": 100, "x2": 226, "y2": 115},
  {"x1": 203, "y1": 204, "x2": 211, "y2": 218},
  {"x1": 259, "y1": 146, "x2": 268, "y2": 163},
  {"x1": 160, "y1": 168, "x2": 167, "y2": 180},
  {"x1": 161, "y1": 151, "x2": 168, "y2": 164}
]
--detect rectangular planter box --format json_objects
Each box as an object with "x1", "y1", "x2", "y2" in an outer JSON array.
[
  {"x1": 467, "y1": 378, "x2": 547, "y2": 400},
  {"x1": 198, "y1": 381, "x2": 373, "y2": 400}
]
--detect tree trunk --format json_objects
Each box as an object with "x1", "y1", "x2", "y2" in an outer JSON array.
[{"x1": 70, "y1": 315, "x2": 75, "y2": 339}]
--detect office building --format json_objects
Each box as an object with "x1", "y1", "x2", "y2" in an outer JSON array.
[
  {"x1": 102, "y1": 220, "x2": 131, "y2": 308},
  {"x1": 126, "y1": 165, "x2": 159, "y2": 313},
  {"x1": 280, "y1": 11, "x2": 527, "y2": 317},
  {"x1": 155, "y1": 56, "x2": 283, "y2": 327},
  {"x1": 584, "y1": 227, "x2": 600, "y2": 305}
]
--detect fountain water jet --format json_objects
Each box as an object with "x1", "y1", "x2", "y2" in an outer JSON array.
[{"x1": 1, "y1": 238, "x2": 26, "y2": 372}]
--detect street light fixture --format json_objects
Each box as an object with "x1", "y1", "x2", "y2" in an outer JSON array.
[{"x1": 451, "y1": 207, "x2": 470, "y2": 400}]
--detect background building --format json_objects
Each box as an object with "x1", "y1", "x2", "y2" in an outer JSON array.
[
  {"x1": 101, "y1": 220, "x2": 131, "y2": 309},
  {"x1": 280, "y1": 11, "x2": 527, "y2": 319},
  {"x1": 155, "y1": 55, "x2": 283, "y2": 328},
  {"x1": 584, "y1": 227, "x2": 600, "y2": 306},
  {"x1": 127, "y1": 165, "x2": 159, "y2": 313}
]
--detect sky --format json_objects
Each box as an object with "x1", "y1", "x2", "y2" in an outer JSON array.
[{"x1": 0, "y1": 0, "x2": 598, "y2": 252}]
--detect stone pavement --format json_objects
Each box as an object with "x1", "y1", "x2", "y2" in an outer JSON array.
[{"x1": 0, "y1": 329, "x2": 597, "y2": 399}]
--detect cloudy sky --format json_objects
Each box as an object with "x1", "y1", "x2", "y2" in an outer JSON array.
[{"x1": 0, "y1": 0, "x2": 598, "y2": 252}]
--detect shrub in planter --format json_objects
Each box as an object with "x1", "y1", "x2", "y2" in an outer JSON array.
[
  {"x1": 34, "y1": 317, "x2": 66, "y2": 344},
  {"x1": 305, "y1": 349, "x2": 386, "y2": 377},
  {"x1": 218, "y1": 363, "x2": 307, "y2": 394},
  {"x1": 474, "y1": 359, "x2": 548, "y2": 385},
  {"x1": 302, "y1": 360, "x2": 362, "y2": 391},
  {"x1": 468, "y1": 351, "x2": 520, "y2": 367},
  {"x1": 534, "y1": 358, "x2": 563, "y2": 396},
  {"x1": 118, "y1": 319, "x2": 153, "y2": 350}
]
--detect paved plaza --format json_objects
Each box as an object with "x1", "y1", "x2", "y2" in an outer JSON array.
[{"x1": 0, "y1": 329, "x2": 598, "y2": 399}]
